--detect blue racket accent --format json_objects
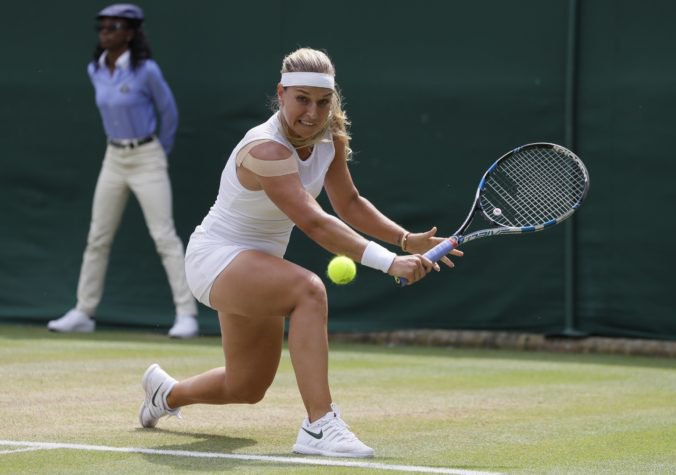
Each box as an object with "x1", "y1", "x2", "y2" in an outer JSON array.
[
  {"x1": 425, "y1": 238, "x2": 457, "y2": 262},
  {"x1": 396, "y1": 238, "x2": 457, "y2": 286},
  {"x1": 396, "y1": 143, "x2": 589, "y2": 287},
  {"x1": 486, "y1": 160, "x2": 499, "y2": 173},
  {"x1": 479, "y1": 161, "x2": 499, "y2": 191}
]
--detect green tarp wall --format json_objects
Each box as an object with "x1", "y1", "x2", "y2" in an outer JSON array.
[{"x1": 1, "y1": 1, "x2": 674, "y2": 339}]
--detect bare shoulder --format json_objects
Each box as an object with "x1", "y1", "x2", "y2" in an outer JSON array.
[{"x1": 250, "y1": 140, "x2": 293, "y2": 161}]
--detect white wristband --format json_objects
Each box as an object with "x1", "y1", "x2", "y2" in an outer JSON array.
[{"x1": 361, "y1": 241, "x2": 396, "y2": 273}]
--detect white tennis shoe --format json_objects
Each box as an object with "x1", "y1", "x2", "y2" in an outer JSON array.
[
  {"x1": 47, "y1": 309, "x2": 95, "y2": 333},
  {"x1": 293, "y1": 404, "x2": 374, "y2": 458},
  {"x1": 138, "y1": 363, "x2": 181, "y2": 428},
  {"x1": 168, "y1": 314, "x2": 199, "y2": 339}
]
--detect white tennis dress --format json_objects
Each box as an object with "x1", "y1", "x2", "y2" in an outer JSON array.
[{"x1": 185, "y1": 113, "x2": 335, "y2": 307}]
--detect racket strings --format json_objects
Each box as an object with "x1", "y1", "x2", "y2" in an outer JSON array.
[
  {"x1": 483, "y1": 163, "x2": 559, "y2": 225},
  {"x1": 494, "y1": 150, "x2": 585, "y2": 224},
  {"x1": 489, "y1": 160, "x2": 577, "y2": 225},
  {"x1": 507, "y1": 150, "x2": 580, "y2": 217},
  {"x1": 481, "y1": 148, "x2": 587, "y2": 227}
]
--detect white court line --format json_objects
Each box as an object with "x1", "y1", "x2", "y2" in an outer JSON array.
[{"x1": 0, "y1": 440, "x2": 502, "y2": 475}]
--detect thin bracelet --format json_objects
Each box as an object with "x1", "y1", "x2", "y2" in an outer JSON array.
[{"x1": 400, "y1": 232, "x2": 410, "y2": 252}]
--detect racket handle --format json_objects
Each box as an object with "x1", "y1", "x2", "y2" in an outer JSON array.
[{"x1": 396, "y1": 237, "x2": 457, "y2": 287}]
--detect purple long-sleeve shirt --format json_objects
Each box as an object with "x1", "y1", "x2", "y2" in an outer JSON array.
[{"x1": 88, "y1": 51, "x2": 178, "y2": 154}]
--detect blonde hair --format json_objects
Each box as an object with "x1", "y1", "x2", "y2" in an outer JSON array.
[{"x1": 275, "y1": 48, "x2": 352, "y2": 157}]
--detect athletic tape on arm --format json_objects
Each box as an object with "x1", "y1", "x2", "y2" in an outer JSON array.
[{"x1": 236, "y1": 140, "x2": 299, "y2": 177}]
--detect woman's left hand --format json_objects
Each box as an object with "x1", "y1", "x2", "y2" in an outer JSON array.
[{"x1": 403, "y1": 226, "x2": 463, "y2": 268}]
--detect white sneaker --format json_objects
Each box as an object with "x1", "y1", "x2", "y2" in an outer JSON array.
[
  {"x1": 168, "y1": 314, "x2": 199, "y2": 339},
  {"x1": 47, "y1": 309, "x2": 95, "y2": 333},
  {"x1": 138, "y1": 363, "x2": 181, "y2": 428},
  {"x1": 293, "y1": 404, "x2": 374, "y2": 458}
]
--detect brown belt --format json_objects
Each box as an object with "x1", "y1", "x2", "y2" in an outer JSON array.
[{"x1": 108, "y1": 136, "x2": 154, "y2": 149}]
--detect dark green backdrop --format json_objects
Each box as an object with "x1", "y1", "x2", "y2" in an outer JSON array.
[{"x1": 1, "y1": 1, "x2": 674, "y2": 339}]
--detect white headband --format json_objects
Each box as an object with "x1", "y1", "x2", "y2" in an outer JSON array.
[{"x1": 280, "y1": 72, "x2": 335, "y2": 90}]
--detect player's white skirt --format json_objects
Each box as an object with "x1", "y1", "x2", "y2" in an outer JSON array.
[{"x1": 184, "y1": 226, "x2": 245, "y2": 308}]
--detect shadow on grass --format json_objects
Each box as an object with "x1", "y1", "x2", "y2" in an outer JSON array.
[
  {"x1": 133, "y1": 428, "x2": 511, "y2": 474},
  {"x1": 133, "y1": 427, "x2": 261, "y2": 472}
]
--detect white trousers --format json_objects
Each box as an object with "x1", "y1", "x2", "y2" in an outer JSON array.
[{"x1": 75, "y1": 140, "x2": 197, "y2": 317}]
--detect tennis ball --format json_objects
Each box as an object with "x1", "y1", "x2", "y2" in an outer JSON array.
[{"x1": 327, "y1": 256, "x2": 357, "y2": 285}]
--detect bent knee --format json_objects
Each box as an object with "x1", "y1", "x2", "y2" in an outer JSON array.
[
  {"x1": 297, "y1": 272, "x2": 328, "y2": 310},
  {"x1": 227, "y1": 385, "x2": 269, "y2": 404}
]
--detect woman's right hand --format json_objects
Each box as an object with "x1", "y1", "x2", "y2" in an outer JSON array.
[{"x1": 387, "y1": 254, "x2": 438, "y2": 285}]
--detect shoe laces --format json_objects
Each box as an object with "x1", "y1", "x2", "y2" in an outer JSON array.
[{"x1": 321, "y1": 414, "x2": 361, "y2": 444}]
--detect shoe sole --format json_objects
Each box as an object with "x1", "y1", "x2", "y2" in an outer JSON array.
[
  {"x1": 138, "y1": 401, "x2": 158, "y2": 428},
  {"x1": 168, "y1": 332, "x2": 198, "y2": 339},
  {"x1": 47, "y1": 324, "x2": 95, "y2": 333},
  {"x1": 292, "y1": 444, "x2": 374, "y2": 458},
  {"x1": 139, "y1": 364, "x2": 160, "y2": 428}
]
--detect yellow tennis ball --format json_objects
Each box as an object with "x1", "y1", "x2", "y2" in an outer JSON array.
[{"x1": 327, "y1": 255, "x2": 357, "y2": 285}]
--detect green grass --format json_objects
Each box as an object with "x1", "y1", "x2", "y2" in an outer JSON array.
[{"x1": 1, "y1": 324, "x2": 675, "y2": 474}]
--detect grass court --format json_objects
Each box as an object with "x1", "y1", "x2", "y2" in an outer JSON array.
[{"x1": 1, "y1": 325, "x2": 674, "y2": 474}]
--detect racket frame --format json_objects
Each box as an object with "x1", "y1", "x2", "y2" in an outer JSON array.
[{"x1": 398, "y1": 142, "x2": 589, "y2": 283}]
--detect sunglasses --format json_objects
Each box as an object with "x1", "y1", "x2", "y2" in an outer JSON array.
[{"x1": 96, "y1": 21, "x2": 129, "y2": 33}]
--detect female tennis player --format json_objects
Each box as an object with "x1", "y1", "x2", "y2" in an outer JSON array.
[{"x1": 138, "y1": 47, "x2": 462, "y2": 457}]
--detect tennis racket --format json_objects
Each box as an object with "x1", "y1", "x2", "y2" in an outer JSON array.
[{"x1": 396, "y1": 142, "x2": 590, "y2": 287}]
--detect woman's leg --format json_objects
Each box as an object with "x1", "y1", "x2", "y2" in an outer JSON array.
[
  {"x1": 141, "y1": 249, "x2": 372, "y2": 456},
  {"x1": 169, "y1": 250, "x2": 332, "y2": 422},
  {"x1": 169, "y1": 310, "x2": 284, "y2": 406},
  {"x1": 129, "y1": 143, "x2": 197, "y2": 317}
]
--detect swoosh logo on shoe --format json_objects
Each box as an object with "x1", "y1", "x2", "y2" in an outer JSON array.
[
  {"x1": 302, "y1": 427, "x2": 323, "y2": 440},
  {"x1": 151, "y1": 382, "x2": 164, "y2": 407}
]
